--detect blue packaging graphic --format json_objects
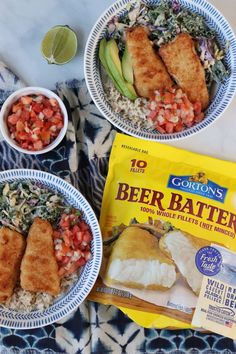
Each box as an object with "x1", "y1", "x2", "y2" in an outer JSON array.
[{"x1": 168, "y1": 173, "x2": 228, "y2": 203}]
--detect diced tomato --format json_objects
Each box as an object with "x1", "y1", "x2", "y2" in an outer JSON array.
[
  {"x1": 72, "y1": 224, "x2": 80, "y2": 234},
  {"x1": 34, "y1": 119, "x2": 44, "y2": 128},
  {"x1": 175, "y1": 122, "x2": 184, "y2": 132},
  {"x1": 43, "y1": 108, "x2": 53, "y2": 118},
  {"x1": 42, "y1": 98, "x2": 51, "y2": 108},
  {"x1": 163, "y1": 92, "x2": 174, "y2": 104},
  {"x1": 83, "y1": 232, "x2": 92, "y2": 243},
  {"x1": 61, "y1": 244, "x2": 71, "y2": 255},
  {"x1": 73, "y1": 238, "x2": 81, "y2": 249},
  {"x1": 80, "y1": 221, "x2": 89, "y2": 231},
  {"x1": 148, "y1": 110, "x2": 158, "y2": 121},
  {"x1": 51, "y1": 116, "x2": 63, "y2": 125},
  {"x1": 75, "y1": 231, "x2": 83, "y2": 243},
  {"x1": 54, "y1": 112, "x2": 63, "y2": 119},
  {"x1": 164, "y1": 110, "x2": 172, "y2": 121},
  {"x1": 32, "y1": 102, "x2": 43, "y2": 113},
  {"x1": 61, "y1": 256, "x2": 70, "y2": 266},
  {"x1": 193, "y1": 102, "x2": 202, "y2": 115},
  {"x1": 156, "y1": 125, "x2": 166, "y2": 134},
  {"x1": 21, "y1": 110, "x2": 30, "y2": 121},
  {"x1": 16, "y1": 131, "x2": 29, "y2": 140},
  {"x1": 21, "y1": 142, "x2": 30, "y2": 149},
  {"x1": 60, "y1": 216, "x2": 70, "y2": 228},
  {"x1": 41, "y1": 130, "x2": 51, "y2": 144},
  {"x1": 7, "y1": 114, "x2": 19, "y2": 125},
  {"x1": 165, "y1": 122, "x2": 175, "y2": 133},
  {"x1": 30, "y1": 110, "x2": 37, "y2": 119},
  {"x1": 75, "y1": 258, "x2": 86, "y2": 267}
]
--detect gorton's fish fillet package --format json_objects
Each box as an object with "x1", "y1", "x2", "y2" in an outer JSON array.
[{"x1": 88, "y1": 133, "x2": 236, "y2": 335}]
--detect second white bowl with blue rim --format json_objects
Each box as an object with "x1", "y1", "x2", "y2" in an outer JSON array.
[{"x1": 84, "y1": 0, "x2": 236, "y2": 141}]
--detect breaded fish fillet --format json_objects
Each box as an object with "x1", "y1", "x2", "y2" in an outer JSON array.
[
  {"x1": 20, "y1": 217, "x2": 60, "y2": 296},
  {"x1": 0, "y1": 228, "x2": 25, "y2": 303},
  {"x1": 159, "y1": 33, "x2": 209, "y2": 110},
  {"x1": 104, "y1": 226, "x2": 177, "y2": 290},
  {"x1": 159, "y1": 230, "x2": 210, "y2": 295},
  {"x1": 126, "y1": 26, "x2": 173, "y2": 98}
]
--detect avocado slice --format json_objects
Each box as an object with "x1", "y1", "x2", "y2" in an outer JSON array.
[
  {"x1": 126, "y1": 82, "x2": 137, "y2": 97},
  {"x1": 122, "y1": 44, "x2": 134, "y2": 85},
  {"x1": 105, "y1": 39, "x2": 137, "y2": 101},
  {"x1": 99, "y1": 39, "x2": 124, "y2": 95}
]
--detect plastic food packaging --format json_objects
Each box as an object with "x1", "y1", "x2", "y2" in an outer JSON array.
[{"x1": 88, "y1": 133, "x2": 236, "y2": 337}]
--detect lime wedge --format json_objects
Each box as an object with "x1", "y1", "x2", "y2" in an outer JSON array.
[{"x1": 41, "y1": 25, "x2": 77, "y2": 65}]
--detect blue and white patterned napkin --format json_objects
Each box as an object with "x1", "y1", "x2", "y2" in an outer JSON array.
[{"x1": 0, "y1": 61, "x2": 235, "y2": 354}]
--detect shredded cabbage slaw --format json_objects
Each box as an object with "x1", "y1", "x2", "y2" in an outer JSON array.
[{"x1": 0, "y1": 181, "x2": 71, "y2": 234}]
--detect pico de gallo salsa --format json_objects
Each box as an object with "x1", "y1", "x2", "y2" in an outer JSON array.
[
  {"x1": 147, "y1": 87, "x2": 204, "y2": 134},
  {"x1": 7, "y1": 94, "x2": 64, "y2": 151},
  {"x1": 53, "y1": 210, "x2": 93, "y2": 277}
]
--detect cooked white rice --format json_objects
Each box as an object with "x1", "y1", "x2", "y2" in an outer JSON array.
[
  {"x1": 104, "y1": 79, "x2": 154, "y2": 130},
  {"x1": 4, "y1": 272, "x2": 78, "y2": 312}
]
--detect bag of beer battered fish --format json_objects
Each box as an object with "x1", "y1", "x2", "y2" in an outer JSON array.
[{"x1": 88, "y1": 133, "x2": 236, "y2": 338}]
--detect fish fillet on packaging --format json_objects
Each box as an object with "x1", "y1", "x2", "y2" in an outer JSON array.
[
  {"x1": 126, "y1": 26, "x2": 173, "y2": 98},
  {"x1": 20, "y1": 217, "x2": 60, "y2": 296},
  {"x1": 104, "y1": 226, "x2": 177, "y2": 290},
  {"x1": 159, "y1": 230, "x2": 210, "y2": 295},
  {"x1": 0, "y1": 227, "x2": 25, "y2": 303},
  {"x1": 159, "y1": 33, "x2": 209, "y2": 109}
]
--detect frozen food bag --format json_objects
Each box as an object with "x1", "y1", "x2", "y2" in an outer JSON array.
[{"x1": 88, "y1": 133, "x2": 236, "y2": 335}]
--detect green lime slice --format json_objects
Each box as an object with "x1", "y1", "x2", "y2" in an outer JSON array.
[{"x1": 41, "y1": 25, "x2": 78, "y2": 65}]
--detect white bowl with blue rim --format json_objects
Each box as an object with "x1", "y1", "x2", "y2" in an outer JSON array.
[
  {"x1": 0, "y1": 87, "x2": 68, "y2": 155},
  {"x1": 0, "y1": 169, "x2": 102, "y2": 329},
  {"x1": 84, "y1": 0, "x2": 236, "y2": 141}
]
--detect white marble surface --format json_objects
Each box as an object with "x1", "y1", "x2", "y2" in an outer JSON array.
[{"x1": 0, "y1": 0, "x2": 235, "y2": 161}]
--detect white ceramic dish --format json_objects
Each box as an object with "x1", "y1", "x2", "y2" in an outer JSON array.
[
  {"x1": 0, "y1": 169, "x2": 102, "y2": 329},
  {"x1": 0, "y1": 87, "x2": 68, "y2": 154},
  {"x1": 84, "y1": 0, "x2": 236, "y2": 141}
]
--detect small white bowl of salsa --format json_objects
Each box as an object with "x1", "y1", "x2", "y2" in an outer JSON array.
[{"x1": 0, "y1": 87, "x2": 68, "y2": 155}]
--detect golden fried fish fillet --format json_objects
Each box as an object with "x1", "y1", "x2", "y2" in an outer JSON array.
[
  {"x1": 126, "y1": 26, "x2": 173, "y2": 98},
  {"x1": 104, "y1": 226, "x2": 177, "y2": 290},
  {"x1": 20, "y1": 217, "x2": 60, "y2": 296},
  {"x1": 159, "y1": 33, "x2": 209, "y2": 110},
  {"x1": 159, "y1": 230, "x2": 210, "y2": 295},
  {"x1": 0, "y1": 227, "x2": 25, "y2": 303}
]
